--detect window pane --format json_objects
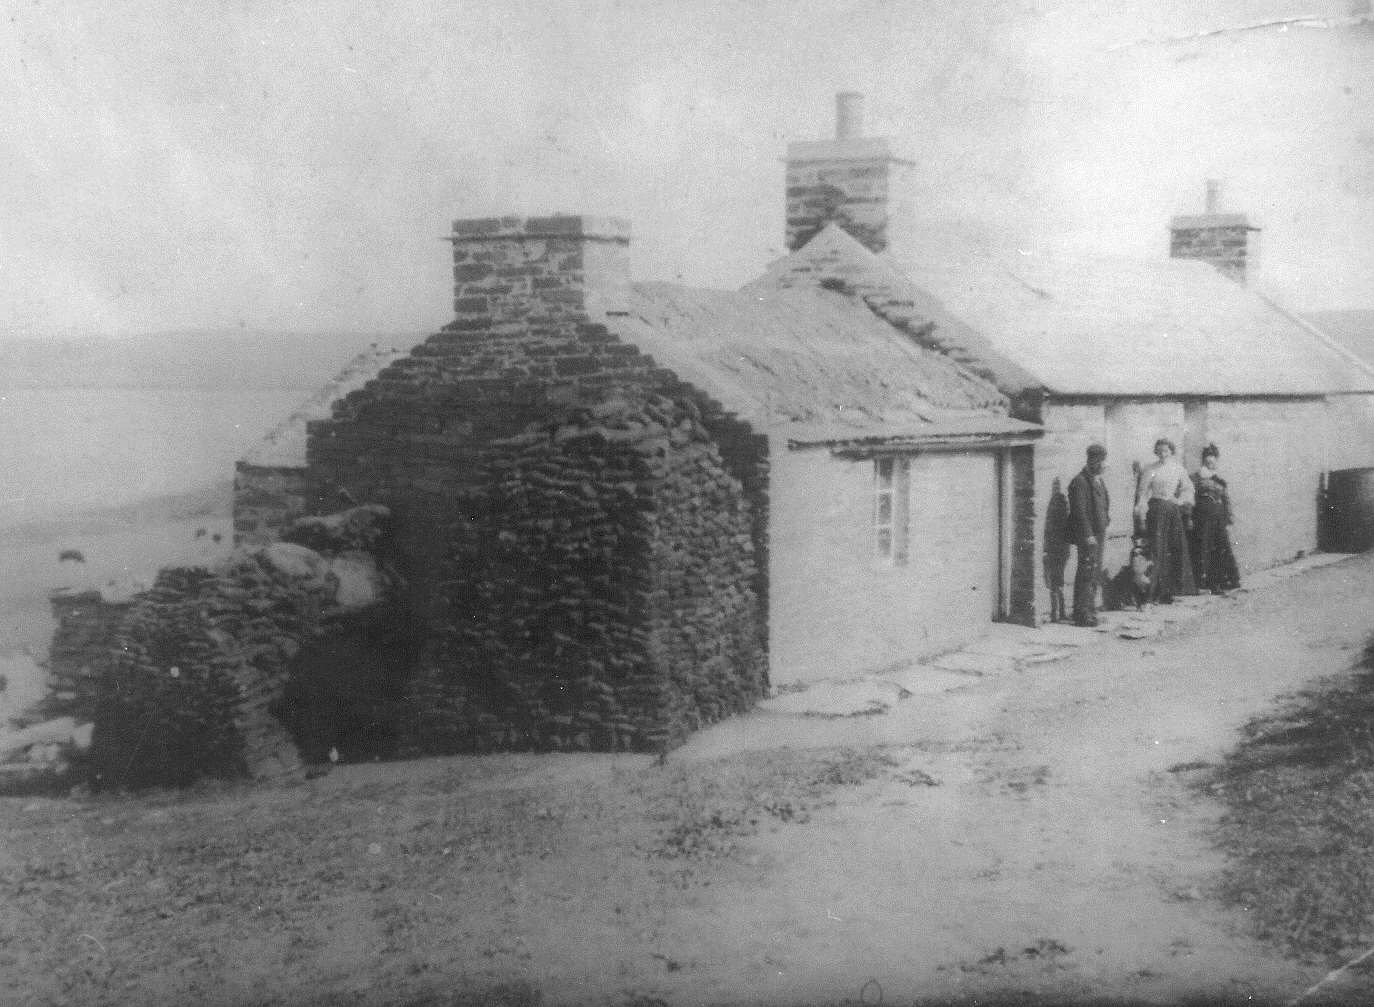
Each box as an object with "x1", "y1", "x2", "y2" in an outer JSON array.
[
  {"x1": 876, "y1": 458, "x2": 893, "y2": 488},
  {"x1": 876, "y1": 494, "x2": 892, "y2": 523},
  {"x1": 876, "y1": 528, "x2": 892, "y2": 556}
]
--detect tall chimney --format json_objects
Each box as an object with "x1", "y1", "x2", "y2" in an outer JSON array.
[
  {"x1": 835, "y1": 91, "x2": 864, "y2": 140},
  {"x1": 1169, "y1": 181, "x2": 1259, "y2": 285},
  {"x1": 784, "y1": 91, "x2": 907, "y2": 253}
]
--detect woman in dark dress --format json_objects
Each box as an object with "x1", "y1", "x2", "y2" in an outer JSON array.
[{"x1": 1190, "y1": 443, "x2": 1241, "y2": 594}]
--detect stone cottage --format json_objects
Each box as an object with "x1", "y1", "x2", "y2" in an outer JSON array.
[
  {"x1": 772, "y1": 93, "x2": 1374, "y2": 619},
  {"x1": 53, "y1": 209, "x2": 1037, "y2": 785},
  {"x1": 236, "y1": 215, "x2": 1040, "y2": 707}
]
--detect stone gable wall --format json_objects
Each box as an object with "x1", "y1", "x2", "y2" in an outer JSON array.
[
  {"x1": 306, "y1": 216, "x2": 769, "y2": 754},
  {"x1": 399, "y1": 399, "x2": 765, "y2": 754}
]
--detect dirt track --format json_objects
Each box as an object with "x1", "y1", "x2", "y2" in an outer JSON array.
[
  {"x1": 3, "y1": 552, "x2": 1372, "y2": 1006},
  {"x1": 649, "y1": 552, "x2": 1374, "y2": 1005}
]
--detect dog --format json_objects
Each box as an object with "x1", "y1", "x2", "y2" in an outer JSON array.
[{"x1": 1102, "y1": 540, "x2": 1153, "y2": 612}]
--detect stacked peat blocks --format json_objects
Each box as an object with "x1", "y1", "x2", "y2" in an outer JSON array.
[
  {"x1": 400, "y1": 395, "x2": 765, "y2": 754},
  {"x1": 309, "y1": 216, "x2": 768, "y2": 754},
  {"x1": 65, "y1": 507, "x2": 396, "y2": 789},
  {"x1": 84, "y1": 559, "x2": 312, "y2": 788}
]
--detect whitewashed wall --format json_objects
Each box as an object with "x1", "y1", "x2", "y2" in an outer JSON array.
[
  {"x1": 1029, "y1": 394, "x2": 1374, "y2": 622},
  {"x1": 768, "y1": 441, "x2": 1002, "y2": 684}
]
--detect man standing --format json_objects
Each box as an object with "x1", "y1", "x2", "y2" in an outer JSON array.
[{"x1": 1067, "y1": 443, "x2": 1110, "y2": 627}]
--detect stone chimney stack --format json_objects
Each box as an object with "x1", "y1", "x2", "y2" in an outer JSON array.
[
  {"x1": 1169, "y1": 181, "x2": 1259, "y2": 284},
  {"x1": 447, "y1": 215, "x2": 631, "y2": 325},
  {"x1": 785, "y1": 92, "x2": 907, "y2": 254}
]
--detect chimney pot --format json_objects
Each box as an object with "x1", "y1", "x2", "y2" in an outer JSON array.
[{"x1": 835, "y1": 91, "x2": 864, "y2": 141}]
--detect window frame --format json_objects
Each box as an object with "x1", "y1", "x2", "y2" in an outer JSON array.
[{"x1": 873, "y1": 455, "x2": 911, "y2": 565}]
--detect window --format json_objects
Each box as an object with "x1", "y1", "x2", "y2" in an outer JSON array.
[{"x1": 874, "y1": 456, "x2": 910, "y2": 564}]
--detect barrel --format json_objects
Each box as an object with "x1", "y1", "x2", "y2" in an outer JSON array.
[{"x1": 1321, "y1": 467, "x2": 1374, "y2": 553}]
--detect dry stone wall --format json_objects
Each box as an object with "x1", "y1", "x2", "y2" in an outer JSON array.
[
  {"x1": 640, "y1": 410, "x2": 767, "y2": 743},
  {"x1": 398, "y1": 397, "x2": 765, "y2": 754}
]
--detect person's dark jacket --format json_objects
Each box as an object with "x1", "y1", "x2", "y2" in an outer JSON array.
[{"x1": 1067, "y1": 467, "x2": 1110, "y2": 546}]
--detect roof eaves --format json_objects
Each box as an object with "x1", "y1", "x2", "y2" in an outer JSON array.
[{"x1": 786, "y1": 419, "x2": 1042, "y2": 452}]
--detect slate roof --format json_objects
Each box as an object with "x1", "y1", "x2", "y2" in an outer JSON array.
[
  {"x1": 893, "y1": 236, "x2": 1374, "y2": 396},
  {"x1": 753, "y1": 222, "x2": 1374, "y2": 397},
  {"x1": 608, "y1": 282, "x2": 1038, "y2": 446}
]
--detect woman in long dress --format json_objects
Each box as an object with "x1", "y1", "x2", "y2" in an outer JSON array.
[
  {"x1": 1134, "y1": 438, "x2": 1197, "y2": 603},
  {"x1": 1190, "y1": 443, "x2": 1241, "y2": 594}
]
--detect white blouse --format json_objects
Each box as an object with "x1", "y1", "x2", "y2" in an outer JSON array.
[{"x1": 1134, "y1": 457, "x2": 1194, "y2": 519}]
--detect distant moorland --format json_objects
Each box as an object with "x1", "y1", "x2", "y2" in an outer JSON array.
[{"x1": 0, "y1": 329, "x2": 428, "y2": 391}]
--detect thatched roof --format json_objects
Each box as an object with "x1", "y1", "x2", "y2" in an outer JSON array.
[{"x1": 609, "y1": 281, "x2": 1037, "y2": 445}]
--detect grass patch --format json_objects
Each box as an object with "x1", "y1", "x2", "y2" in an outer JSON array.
[
  {"x1": 0, "y1": 746, "x2": 909, "y2": 1005},
  {"x1": 651, "y1": 747, "x2": 899, "y2": 862},
  {"x1": 1204, "y1": 635, "x2": 1374, "y2": 962}
]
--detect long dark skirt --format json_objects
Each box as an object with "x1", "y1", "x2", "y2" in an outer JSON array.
[
  {"x1": 1146, "y1": 499, "x2": 1196, "y2": 602},
  {"x1": 1191, "y1": 502, "x2": 1240, "y2": 591}
]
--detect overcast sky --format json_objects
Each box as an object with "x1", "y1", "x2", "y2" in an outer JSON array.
[{"x1": 3, "y1": 0, "x2": 1372, "y2": 339}]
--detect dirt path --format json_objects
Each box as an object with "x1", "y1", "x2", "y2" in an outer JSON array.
[
  {"x1": 5, "y1": 552, "x2": 1371, "y2": 1007},
  {"x1": 646, "y1": 553, "x2": 1374, "y2": 1005}
]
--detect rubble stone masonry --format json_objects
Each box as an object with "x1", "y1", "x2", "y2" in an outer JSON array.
[
  {"x1": 785, "y1": 140, "x2": 897, "y2": 253},
  {"x1": 1169, "y1": 215, "x2": 1257, "y2": 284}
]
